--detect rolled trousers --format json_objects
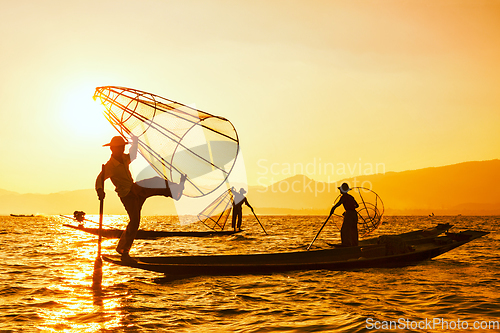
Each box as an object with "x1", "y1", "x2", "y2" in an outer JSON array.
[
  {"x1": 231, "y1": 206, "x2": 243, "y2": 230},
  {"x1": 116, "y1": 178, "x2": 171, "y2": 254},
  {"x1": 341, "y1": 210, "x2": 359, "y2": 247}
]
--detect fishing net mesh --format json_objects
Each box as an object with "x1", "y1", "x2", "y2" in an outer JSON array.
[
  {"x1": 197, "y1": 189, "x2": 234, "y2": 231},
  {"x1": 332, "y1": 187, "x2": 384, "y2": 237},
  {"x1": 94, "y1": 86, "x2": 239, "y2": 198}
]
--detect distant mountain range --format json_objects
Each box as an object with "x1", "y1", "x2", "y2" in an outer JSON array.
[
  {"x1": 249, "y1": 159, "x2": 500, "y2": 215},
  {"x1": 1, "y1": 159, "x2": 499, "y2": 216}
]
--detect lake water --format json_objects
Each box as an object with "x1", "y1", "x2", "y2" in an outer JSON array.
[{"x1": 0, "y1": 215, "x2": 498, "y2": 332}]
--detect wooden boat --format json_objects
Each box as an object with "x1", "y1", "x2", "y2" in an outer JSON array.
[
  {"x1": 63, "y1": 224, "x2": 242, "y2": 239},
  {"x1": 10, "y1": 214, "x2": 34, "y2": 217},
  {"x1": 361, "y1": 222, "x2": 451, "y2": 245},
  {"x1": 102, "y1": 224, "x2": 488, "y2": 276}
]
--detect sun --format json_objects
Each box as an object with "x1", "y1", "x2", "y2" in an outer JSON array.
[{"x1": 59, "y1": 82, "x2": 113, "y2": 138}]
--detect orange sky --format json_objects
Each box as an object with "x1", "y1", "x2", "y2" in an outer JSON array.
[{"x1": 1, "y1": 0, "x2": 499, "y2": 194}]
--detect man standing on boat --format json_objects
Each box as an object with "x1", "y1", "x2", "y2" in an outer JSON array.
[
  {"x1": 95, "y1": 135, "x2": 186, "y2": 260},
  {"x1": 330, "y1": 183, "x2": 359, "y2": 246},
  {"x1": 231, "y1": 187, "x2": 253, "y2": 231}
]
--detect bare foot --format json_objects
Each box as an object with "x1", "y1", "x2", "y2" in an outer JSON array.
[
  {"x1": 121, "y1": 252, "x2": 136, "y2": 263},
  {"x1": 171, "y1": 174, "x2": 187, "y2": 200}
]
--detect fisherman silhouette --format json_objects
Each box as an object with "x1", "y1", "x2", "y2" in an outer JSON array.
[
  {"x1": 231, "y1": 187, "x2": 253, "y2": 231},
  {"x1": 95, "y1": 135, "x2": 186, "y2": 260},
  {"x1": 330, "y1": 183, "x2": 360, "y2": 246},
  {"x1": 73, "y1": 210, "x2": 86, "y2": 227}
]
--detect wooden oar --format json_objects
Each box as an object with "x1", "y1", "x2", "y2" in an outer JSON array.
[
  {"x1": 92, "y1": 164, "x2": 105, "y2": 291},
  {"x1": 307, "y1": 213, "x2": 333, "y2": 251},
  {"x1": 251, "y1": 208, "x2": 267, "y2": 235}
]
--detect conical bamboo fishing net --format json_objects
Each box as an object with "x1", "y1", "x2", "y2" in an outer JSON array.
[
  {"x1": 93, "y1": 86, "x2": 239, "y2": 198},
  {"x1": 197, "y1": 189, "x2": 234, "y2": 231}
]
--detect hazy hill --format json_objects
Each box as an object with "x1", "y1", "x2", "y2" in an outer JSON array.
[
  {"x1": 0, "y1": 189, "x2": 177, "y2": 216},
  {"x1": 0, "y1": 189, "x2": 19, "y2": 196},
  {"x1": 0, "y1": 159, "x2": 499, "y2": 215},
  {"x1": 249, "y1": 159, "x2": 500, "y2": 215},
  {"x1": 348, "y1": 160, "x2": 500, "y2": 215}
]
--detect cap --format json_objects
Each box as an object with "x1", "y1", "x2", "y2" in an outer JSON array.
[
  {"x1": 338, "y1": 182, "x2": 351, "y2": 194},
  {"x1": 103, "y1": 136, "x2": 129, "y2": 147}
]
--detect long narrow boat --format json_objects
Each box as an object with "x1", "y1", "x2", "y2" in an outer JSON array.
[
  {"x1": 63, "y1": 224, "x2": 242, "y2": 239},
  {"x1": 102, "y1": 224, "x2": 488, "y2": 276},
  {"x1": 361, "y1": 222, "x2": 451, "y2": 245}
]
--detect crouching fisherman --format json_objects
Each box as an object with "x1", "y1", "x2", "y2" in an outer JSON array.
[
  {"x1": 95, "y1": 135, "x2": 186, "y2": 261},
  {"x1": 330, "y1": 182, "x2": 359, "y2": 246}
]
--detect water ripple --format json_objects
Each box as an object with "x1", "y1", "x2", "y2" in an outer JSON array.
[{"x1": 0, "y1": 215, "x2": 498, "y2": 332}]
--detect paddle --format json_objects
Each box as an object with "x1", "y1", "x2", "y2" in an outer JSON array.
[
  {"x1": 92, "y1": 164, "x2": 105, "y2": 291},
  {"x1": 251, "y1": 208, "x2": 267, "y2": 235},
  {"x1": 307, "y1": 213, "x2": 333, "y2": 251}
]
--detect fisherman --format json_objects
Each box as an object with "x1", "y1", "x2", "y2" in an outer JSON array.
[
  {"x1": 330, "y1": 182, "x2": 359, "y2": 246},
  {"x1": 96, "y1": 135, "x2": 186, "y2": 260},
  {"x1": 73, "y1": 210, "x2": 86, "y2": 227},
  {"x1": 231, "y1": 187, "x2": 253, "y2": 231}
]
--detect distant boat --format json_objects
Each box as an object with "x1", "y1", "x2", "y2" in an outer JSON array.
[
  {"x1": 10, "y1": 214, "x2": 34, "y2": 217},
  {"x1": 102, "y1": 223, "x2": 488, "y2": 276}
]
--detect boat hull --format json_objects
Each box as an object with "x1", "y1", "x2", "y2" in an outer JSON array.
[
  {"x1": 63, "y1": 224, "x2": 241, "y2": 239},
  {"x1": 102, "y1": 228, "x2": 488, "y2": 276}
]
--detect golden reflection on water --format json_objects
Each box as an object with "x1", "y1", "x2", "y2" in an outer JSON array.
[
  {"x1": 35, "y1": 216, "x2": 132, "y2": 332},
  {"x1": 20, "y1": 215, "x2": 497, "y2": 332},
  {"x1": 37, "y1": 296, "x2": 126, "y2": 332},
  {"x1": 35, "y1": 214, "x2": 261, "y2": 331}
]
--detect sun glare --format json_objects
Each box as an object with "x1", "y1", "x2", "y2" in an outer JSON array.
[{"x1": 60, "y1": 83, "x2": 112, "y2": 138}]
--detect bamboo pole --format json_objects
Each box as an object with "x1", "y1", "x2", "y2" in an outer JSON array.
[{"x1": 92, "y1": 164, "x2": 105, "y2": 291}]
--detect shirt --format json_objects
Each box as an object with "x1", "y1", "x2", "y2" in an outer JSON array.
[
  {"x1": 95, "y1": 154, "x2": 134, "y2": 198},
  {"x1": 232, "y1": 190, "x2": 252, "y2": 209},
  {"x1": 340, "y1": 193, "x2": 359, "y2": 211}
]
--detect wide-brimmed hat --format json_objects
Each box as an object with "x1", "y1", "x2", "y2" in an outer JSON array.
[
  {"x1": 338, "y1": 182, "x2": 351, "y2": 193},
  {"x1": 103, "y1": 136, "x2": 129, "y2": 147}
]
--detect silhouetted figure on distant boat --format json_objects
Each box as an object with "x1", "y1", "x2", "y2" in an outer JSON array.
[
  {"x1": 74, "y1": 210, "x2": 86, "y2": 227},
  {"x1": 231, "y1": 187, "x2": 253, "y2": 231},
  {"x1": 330, "y1": 183, "x2": 359, "y2": 247},
  {"x1": 95, "y1": 135, "x2": 186, "y2": 261}
]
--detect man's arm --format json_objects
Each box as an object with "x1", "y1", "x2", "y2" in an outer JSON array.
[
  {"x1": 129, "y1": 135, "x2": 139, "y2": 161},
  {"x1": 244, "y1": 198, "x2": 253, "y2": 210},
  {"x1": 95, "y1": 171, "x2": 105, "y2": 200},
  {"x1": 330, "y1": 196, "x2": 343, "y2": 215},
  {"x1": 95, "y1": 163, "x2": 111, "y2": 200}
]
